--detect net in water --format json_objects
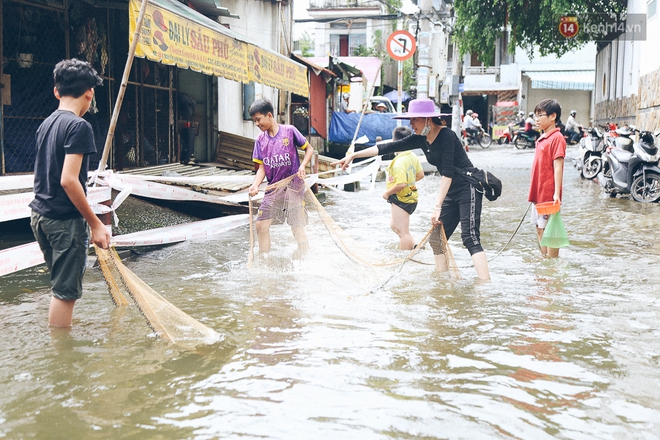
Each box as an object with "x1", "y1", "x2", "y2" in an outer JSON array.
[
  {"x1": 247, "y1": 173, "x2": 462, "y2": 284},
  {"x1": 95, "y1": 245, "x2": 222, "y2": 349}
]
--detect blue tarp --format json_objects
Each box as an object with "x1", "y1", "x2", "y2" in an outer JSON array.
[{"x1": 328, "y1": 112, "x2": 410, "y2": 146}]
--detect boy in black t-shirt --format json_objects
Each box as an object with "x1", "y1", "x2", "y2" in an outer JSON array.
[{"x1": 29, "y1": 59, "x2": 111, "y2": 327}]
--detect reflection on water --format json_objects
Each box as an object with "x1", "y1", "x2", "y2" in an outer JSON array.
[{"x1": 1, "y1": 146, "x2": 660, "y2": 439}]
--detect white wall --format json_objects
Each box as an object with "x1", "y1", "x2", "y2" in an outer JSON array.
[
  {"x1": 524, "y1": 81, "x2": 592, "y2": 125},
  {"x1": 638, "y1": 0, "x2": 660, "y2": 75},
  {"x1": 463, "y1": 63, "x2": 520, "y2": 92},
  {"x1": 594, "y1": 0, "x2": 648, "y2": 104},
  {"x1": 514, "y1": 43, "x2": 596, "y2": 71}
]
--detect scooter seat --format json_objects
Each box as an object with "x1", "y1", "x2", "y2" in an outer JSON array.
[
  {"x1": 615, "y1": 137, "x2": 634, "y2": 152},
  {"x1": 610, "y1": 148, "x2": 632, "y2": 163}
]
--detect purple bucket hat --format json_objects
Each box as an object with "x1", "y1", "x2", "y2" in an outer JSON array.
[{"x1": 392, "y1": 98, "x2": 450, "y2": 119}]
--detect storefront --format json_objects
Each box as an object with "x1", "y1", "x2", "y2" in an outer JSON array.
[{"x1": 0, "y1": 0, "x2": 308, "y2": 175}]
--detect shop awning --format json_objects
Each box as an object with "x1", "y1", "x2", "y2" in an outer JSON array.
[
  {"x1": 305, "y1": 56, "x2": 382, "y2": 86},
  {"x1": 524, "y1": 70, "x2": 594, "y2": 91},
  {"x1": 129, "y1": 0, "x2": 308, "y2": 97}
]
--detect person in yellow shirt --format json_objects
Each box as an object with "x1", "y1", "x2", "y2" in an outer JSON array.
[{"x1": 382, "y1": 126, "x2": 425, "y2": 250}]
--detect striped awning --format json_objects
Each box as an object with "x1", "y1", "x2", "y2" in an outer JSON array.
[{"x1": 524, "y1": 70, "x2": 594, "y2": 91}]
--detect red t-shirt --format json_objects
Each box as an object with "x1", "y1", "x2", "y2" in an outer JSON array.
[{"x1": 528, "y1": 127, "x2": 566, "y2": 203}]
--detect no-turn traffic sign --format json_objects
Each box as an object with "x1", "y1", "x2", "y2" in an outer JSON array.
[{"x1": 386, "y1": 30, "x2": 416, "y2": 61}]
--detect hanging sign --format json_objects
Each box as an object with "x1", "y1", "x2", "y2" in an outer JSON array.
[
  {"x1": 129, "y1": 0, "x2": 308, "y2": 96},
  {"x1": 386, "y1": 30, "x2": 416, "y2": 61}
]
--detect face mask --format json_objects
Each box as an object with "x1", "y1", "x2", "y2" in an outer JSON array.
[{"x1": 420, "y1": 121, "x2": 431, "y2": 136}]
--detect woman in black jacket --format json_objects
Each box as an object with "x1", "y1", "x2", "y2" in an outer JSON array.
[{"x1": 334, "y1": 98, "x2": 489, "y2": 280}]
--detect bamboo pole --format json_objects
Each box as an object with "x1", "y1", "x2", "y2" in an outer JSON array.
[{"x1": 97, "y1": 0, "x2": 149, "y2": 173}]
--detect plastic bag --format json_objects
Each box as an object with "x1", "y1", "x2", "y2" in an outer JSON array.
[{"x1": 540, "y1": 212, "x2": 570, "y2": 248}]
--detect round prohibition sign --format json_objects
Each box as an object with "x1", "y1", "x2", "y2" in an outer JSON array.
[{"x1": 387, "y1": 30, "x2": 416, "y2": 61}]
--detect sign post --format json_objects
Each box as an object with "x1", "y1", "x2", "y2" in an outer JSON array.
[{"x1": 387, "y1": 30, "x2": 416, "y2": 117}]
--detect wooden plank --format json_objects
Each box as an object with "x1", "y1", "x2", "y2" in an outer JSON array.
[{"x1": 215, "y1": 131, "x2": 255, "y2": 172}]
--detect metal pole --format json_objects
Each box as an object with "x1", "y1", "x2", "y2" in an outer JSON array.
[
  {"x1": 397, "y1": 60, "x2": 403, "y2": 125},
  {"x1": 0, "y1": 0, "x2": 5, "y2": 174},
  {"x1": 451, "y1": 41, "x2": 462, "y2": 138},
  {"x1": 416, "y1": 0, "x2": 432, "y2": 99},
  {"x1": 97, "y1": 0, "x2": 149, "y2": 173}
]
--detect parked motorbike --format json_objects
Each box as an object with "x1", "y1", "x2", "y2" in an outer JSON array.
[
  {"x1": 513, "y1": 131, "x2": 537, "y2": 149},
  {"x1": 573, "y1": 127, "x2": 606, "y2": 179},
  {"x1": 498, "y1": 122, "x2": 525, "y2": 145},
  {"x1": 602, "y1": 122, "x2": 619, "y2": 151},
  {"x1": 600, "y1": 127, "x2": 660, "y2": 203},
  {"x1": 462, "y1": 128, "x2": 492, "y2": 149},
  {"x1": 611, "y1": 125, "x2": 634, "y2": 152},
  {"x1": 498, "y1": 129, "x2": 512, "y2": 145}
]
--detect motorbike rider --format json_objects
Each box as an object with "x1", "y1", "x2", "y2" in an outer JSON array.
[
  {"x1": 524, "y1": 112, "x2": 540, "y2": 140},
  {"x1": 506, "y1": 111, "x2": 526, "y2": 141},
  {"x1": 565, "y1": 110, "x2": 582, "y2": 144},
  {"x1": 472, "y1": 113, "x2": 484, "y2": 139},
  {"x1": 340, "y1": 93, "x2": 356, "y2": 114},
  {"x1": 464, "y1": 110, "x2": 479, "y2": 140}
]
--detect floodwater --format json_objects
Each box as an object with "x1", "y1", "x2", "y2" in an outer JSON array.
[{"x1": 1, "y1": 144, "x2": 660, "y2": 439}]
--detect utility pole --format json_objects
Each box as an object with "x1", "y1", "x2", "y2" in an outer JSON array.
[
  {"x1": 415, "y1": 0, "x2": 432, "y2": 99},
  {"x1": 451, "y1": 41, "x2": 463, "y2": 138}
]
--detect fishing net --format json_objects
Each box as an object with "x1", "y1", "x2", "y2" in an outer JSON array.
[
  {"x1": 247, "y1": 174, "x2": 401, "y2": 267},
  {"x1": 95, "y1": 245, "x2": 222, "y2": 349},
  {"x1": 540, "y1": 212, "x2": 570, "y2": 248},
  {"x1": 247, "y1": 173, "x2": 462, "y2": 286},
  {"x1": 430, "y1": 223, "x2": 463, "y2": 278},
  {"x1": 370, "y1": 223, "x2": 462, "y2": 293}
]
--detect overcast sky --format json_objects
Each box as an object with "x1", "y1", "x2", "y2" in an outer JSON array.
[{"x1": 293, "y1": 0, "x2": 312, "y2": 19}]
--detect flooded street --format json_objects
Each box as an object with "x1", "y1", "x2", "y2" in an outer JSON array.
[{"x1": 1, "y1": 144, "x2": 660, "y2": 439}]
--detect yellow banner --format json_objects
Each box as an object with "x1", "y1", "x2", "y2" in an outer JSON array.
[
  {"x1": 247, "y1": 45, "x2": 309, "y2": 97},
  {"x1": 129, "y1": 0, "x2": 308, "y2": 96}
]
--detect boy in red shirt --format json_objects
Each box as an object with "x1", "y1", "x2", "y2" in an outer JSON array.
[{"x1": 528, "y1": 99, "x2": 566, "y2": 258}]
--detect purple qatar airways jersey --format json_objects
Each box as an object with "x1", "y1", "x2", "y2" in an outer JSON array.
[{"x1": 252, "y1": 124, "x2": 309, "y2": 183}]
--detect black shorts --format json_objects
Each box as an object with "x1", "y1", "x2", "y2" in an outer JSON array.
[
  {"x1": 30, "y1": 212, "x2": 89, "y2": 301},
  {"x1": 387, "y1": 194, "x2": 417, "y2": 215}
]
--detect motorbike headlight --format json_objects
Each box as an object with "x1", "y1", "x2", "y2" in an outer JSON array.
[
  {"x1": 635, "y1": 148, "x2": 658, "y2": 162},
  {"x1": 637, "y1": 150, "x2": 651, "y2": 161}
]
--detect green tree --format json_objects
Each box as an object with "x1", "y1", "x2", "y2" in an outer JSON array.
[
  {"x1": 453, "y1": 0, "x2": 627, "y2": 65},
  {"x1": 299, "y1": 31, "x2": 314, "y2": 57}
]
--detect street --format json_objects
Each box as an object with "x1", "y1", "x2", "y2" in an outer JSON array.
[{"x1": 1, "y1": 143, "x2": 659, "y2": 438}]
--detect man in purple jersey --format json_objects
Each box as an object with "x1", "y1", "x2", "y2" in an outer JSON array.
[{"x1": 248, "y1": 99, "x2": 314, "y2": 256}]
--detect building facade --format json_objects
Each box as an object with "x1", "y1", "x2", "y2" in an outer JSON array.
[
  {"x1": 593, "y1": 0, "x2": 660, "y2": 131},
  {"x1": 0, "y1": 0, "x2": 299, "y2": 175}
]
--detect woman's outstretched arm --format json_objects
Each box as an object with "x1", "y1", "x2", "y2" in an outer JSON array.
[{"x1": 332, "y1": 146, "x2": 379, "y2": 170}]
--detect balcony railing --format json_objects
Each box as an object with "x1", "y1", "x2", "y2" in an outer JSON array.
[
  {"x1": 309, "y1": 0, "x2": 383, "y2": 9},
  {"x1": 464, "y1": 66, "x2": 501, "y2": 76}
]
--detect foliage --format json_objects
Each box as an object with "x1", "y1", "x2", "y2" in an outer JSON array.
[
  {"x1": 402, "y1": 58, "x2": 415, "y2": 91},
  {"x1": 382, "y1": 0, "x2": 402, "y2": 15},
  {"x1": 352, "y1": 44, "x2": 371, "y2": 57},
  {"x1": 453, "y1": 0, "x2": 627, "y2": 65},
  {"x1": 299, "y1": 31, "x2": 314, "y2": 57}
]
